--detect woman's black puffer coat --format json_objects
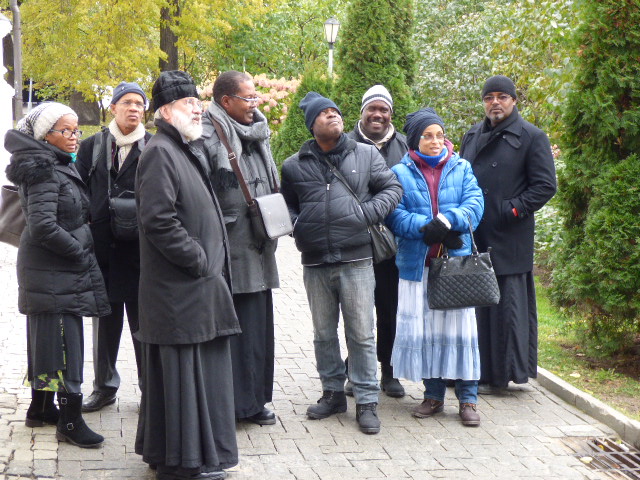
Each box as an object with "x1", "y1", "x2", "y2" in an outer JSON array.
[{"x1": 4, "y1": 129, "x2": 111, "y2": 317}]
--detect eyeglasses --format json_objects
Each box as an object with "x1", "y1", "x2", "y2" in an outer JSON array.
[
  {"x1": 229, "y1": 94, "x2": 260, "y2": 105},
  {"x1": 175, "y1": 98, "x2": 203, "y2": 110},
  {"x1": 116, "y1": 100, "x2": 146, "y2": 109},
  {"x1": 420, "y1": 133, "x2": 446, "y2": 142},
  {"x1": 49, "y1": 128, "x2": 83, "y2": 139},
  {"x1": 482, "y1": 94, "x2": 512, "y2": 104}
]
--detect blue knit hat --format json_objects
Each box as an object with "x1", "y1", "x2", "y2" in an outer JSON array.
[
  {"x1": 111, "y1": 81, "x2": 147, "y2": 106},
  {"x1": 299, "y1": 92, "x2": 342, "y2": 133},
  {"x1": 403, "y1": 107, "x2": 445, "y2": 151}
]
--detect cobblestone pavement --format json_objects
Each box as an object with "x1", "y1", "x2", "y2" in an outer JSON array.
[{"x1": 0, "y1": 237, "x2": 612, "y2": 479}]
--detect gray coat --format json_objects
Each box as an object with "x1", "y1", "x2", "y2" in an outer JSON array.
[
  {"x1": 197, "y1": 110, "x2": 279, "y2": 294},
  {"x1": 135, "y1": 119, "x2": 240, "y2": 345}
]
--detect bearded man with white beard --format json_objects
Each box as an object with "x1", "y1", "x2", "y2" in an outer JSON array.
[{"x1": 134, "y1": 70, "x2": 241, "y2": 480}]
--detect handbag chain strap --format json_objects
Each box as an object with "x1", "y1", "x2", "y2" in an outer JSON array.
[
  {"x1": 209, "y1": 116, "x2": 279, "y2": 209},
  {"x1": 441, "y1": 213, "x2": 479, "y2": 257}
]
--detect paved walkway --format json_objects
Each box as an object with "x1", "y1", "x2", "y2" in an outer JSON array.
[{"x1": 0, "y1": 237, "x2": 612, "y2": 479}]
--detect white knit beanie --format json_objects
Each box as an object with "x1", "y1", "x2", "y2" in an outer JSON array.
[
  {"x1": 17, "y1": 102, "x2": 78, "y2": 141},
  {"x1": 361, "y1": 85, "x2": 393, "y2": 112}
]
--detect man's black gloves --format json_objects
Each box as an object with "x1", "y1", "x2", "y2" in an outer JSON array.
[
  {"x1": 442, "y1": 230, "x2": 463, "y2": 249},
  {"x1": 419, "y1": 217, "x2": 449, "y2": 245}
]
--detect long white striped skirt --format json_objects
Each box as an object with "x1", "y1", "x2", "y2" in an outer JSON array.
[{"x1": 391, "y1": 266, "x2": 481, "y2": 382}]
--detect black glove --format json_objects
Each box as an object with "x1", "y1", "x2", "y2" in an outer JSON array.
[
  {"x1": 419, "y1": 217, "x2": 449, "y2": 245},
  {"x1": 442, "y1": 230, "x2": 463, "y2": 249}
]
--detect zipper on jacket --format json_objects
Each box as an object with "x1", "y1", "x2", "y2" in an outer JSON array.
[{"x1": 325, "y1": 183, "x2": 331, "y2": 254}]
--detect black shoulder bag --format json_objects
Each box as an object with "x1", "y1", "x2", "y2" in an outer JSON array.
[
  {"x1": 210, "y1": 118, "x2": 292, "y2": 240},
  {"x1": 104, "y1": 138, "x2": 140, "y2": 241}
]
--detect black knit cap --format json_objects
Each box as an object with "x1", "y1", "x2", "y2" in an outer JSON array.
[
  {"x1": 151, "y1": 70, "x2": 199, "y2": 112},
  {"x1": 481, "y1": 75, "x2": 517, "y2": 99},
  {"x1": 403, "y1": 107, "x2": 445, "y2": 151},
  {"x1": 299, "y1": 91, "x2": 342, "y2": 133}
]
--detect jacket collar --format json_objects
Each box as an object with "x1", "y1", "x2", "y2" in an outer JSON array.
[
  {"x1": 299, "y1": 133, "x2": 357, "y2": 161},
  {"x1": 480, "y1": 105, "x2": 522, "y2": 137},
  {"x1": 352, "y1": 121, "x2": 397, "y2": 148}
]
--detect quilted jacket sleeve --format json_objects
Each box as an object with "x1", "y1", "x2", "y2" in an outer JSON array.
[{"x1": 359, "y1": 147, "x2": 402, "y2": 225}]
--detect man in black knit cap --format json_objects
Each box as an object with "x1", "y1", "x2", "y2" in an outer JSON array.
[
  {"x1": 460, "y1": 75, "x2": 556, "y2": 395},
  {"x1": 281, "y1": 92, "x2": 402, "y2": 434}
]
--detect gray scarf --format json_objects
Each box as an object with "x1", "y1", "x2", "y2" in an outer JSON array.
[{"x1": 206, "y1": 101, "x2": 279, "y2": 191}]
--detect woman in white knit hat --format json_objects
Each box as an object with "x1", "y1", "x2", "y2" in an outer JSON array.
[{"x1": 4, "y1": 102, "x2": 111, "y2": 448}]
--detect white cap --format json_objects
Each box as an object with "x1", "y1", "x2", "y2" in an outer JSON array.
[
  {"x1": 17, "y1": 102, "x2": 77, "y2": 141},
  {"x1": 361, "y1": 85, "x2": 393, "y2": 112}
]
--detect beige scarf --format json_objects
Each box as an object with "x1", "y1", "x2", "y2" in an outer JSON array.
[{"x1": 108, "y1": 119, "x2": 146, "y2": 169}]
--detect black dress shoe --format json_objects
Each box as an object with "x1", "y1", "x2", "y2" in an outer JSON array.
[
  {"x1": 156, "y1": 465, "x2": 227, "y2": 479},
  {"x1": 81, "y1": 391, "x2": 117, "y2": 412},
  {"x1": 244, "y1": 407, "x2": 276, "y2": 425}
]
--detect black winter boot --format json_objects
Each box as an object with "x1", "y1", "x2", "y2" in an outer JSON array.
[
  {"x1": 56, "y1": 392, "x2": 104, "y2": 448},
  {"x1": 380, "y1": 364, "x2": 405, "y2": 398},
  {"x1": 356, "y1": 402, "x2": 380, "y2": 434},
  {"x1": 306, "y1": 391, "x2": 347, "y2": 419},
  {"x1": 25, "y1": 389, "x2": 59, "y2": 427}
]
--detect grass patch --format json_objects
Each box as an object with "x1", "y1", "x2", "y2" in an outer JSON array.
[{"x1": 537, "y1": 277, "x2": 640, "y2": 421}]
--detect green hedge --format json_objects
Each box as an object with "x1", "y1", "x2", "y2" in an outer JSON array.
[
  {"x1": 550, "y1": 0, "x2": 640, "y2": 352},
  {"x1": 271, "y1": 70, "x2": 333, "y2": 166}
]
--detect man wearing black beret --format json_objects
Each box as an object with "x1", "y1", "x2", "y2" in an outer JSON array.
[
  {"x1": 134, "y1": 70, "x2": 240, "y2": 480},
  {"x1": 460, "y1": 75, "x2": 557, "y2": 394}
]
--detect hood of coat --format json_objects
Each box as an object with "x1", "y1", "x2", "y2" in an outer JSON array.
[{"x1": 4, "y1": 129, "x2": 75, "y2": 187}]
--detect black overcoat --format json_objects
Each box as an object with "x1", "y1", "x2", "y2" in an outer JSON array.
[
  {"x1": 459, "y1": 108, "x2": 557, "y2": 275},
  {"x1": 134, "y1": 119, "x2": 240, "y2": 345},
  {"x1": 76, "y1": 129, "x2": 153, "y2": 302},
  {"x1": 4, "y1": 130, "x2": 111, "y2": 317}
]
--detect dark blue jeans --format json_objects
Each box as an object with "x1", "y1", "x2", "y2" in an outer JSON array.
[{"x1": 423, "y1": 378, "x2": 478, "y2": 404}]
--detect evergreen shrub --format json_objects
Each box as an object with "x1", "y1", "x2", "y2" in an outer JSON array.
[
  {"x1": 271, "y1": 70, "x2": 333, "y2": 166},
  {"x1": 550, "y1": 0, "x2": 640, "y2": 351},
  {"x1": 333, "y1": 0, "x2": 416, "y2": 130}
]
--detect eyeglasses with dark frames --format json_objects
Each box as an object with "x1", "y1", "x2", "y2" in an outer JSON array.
[{"x1": 48, "y1": 128, "x2": 83, "y2": 139}]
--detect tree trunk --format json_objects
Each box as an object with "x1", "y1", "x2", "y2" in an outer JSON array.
[
  {"x1": 159, "y1": 0, "x2": 180, "y2": 71},
  {"x1": 10, "y1": 0, "x2": 22, "y2": 119}
]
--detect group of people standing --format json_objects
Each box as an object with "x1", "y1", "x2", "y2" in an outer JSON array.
[{"x1": 4, "y1": 70, "x2": 556, "y2": 480}]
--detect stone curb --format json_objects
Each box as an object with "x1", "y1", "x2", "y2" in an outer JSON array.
[{"x1": 537, "y1": 365, "x2": 640, "y2": 448}]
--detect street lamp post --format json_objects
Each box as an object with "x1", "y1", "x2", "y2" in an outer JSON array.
[{"x1": 323, "y1": 17, "x2": 340, "y2": 78}]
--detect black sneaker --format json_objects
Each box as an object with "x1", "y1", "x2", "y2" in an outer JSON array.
[
  {"x1": 356, "y1": 402, "x2": 380, "y2": 434},
  {"x1": 306, "y1": 390, "x2": 347, "y2": 419}
]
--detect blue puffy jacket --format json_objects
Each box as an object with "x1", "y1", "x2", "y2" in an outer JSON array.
[{"x1": 387, "y1": 152, "x2": 484, "y2": 282}]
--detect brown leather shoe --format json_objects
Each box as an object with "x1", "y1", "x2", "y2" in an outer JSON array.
[
  {"x1": 459, "y1": 403, "x2": 480, "y2": 426},
  {"x1": 412, "y1": 399, "x2": 444, "y2": 418}
]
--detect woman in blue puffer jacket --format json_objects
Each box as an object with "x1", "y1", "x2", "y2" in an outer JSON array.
[{"x1": 386, "y1": 108, "x2": 484, "y2": 426}]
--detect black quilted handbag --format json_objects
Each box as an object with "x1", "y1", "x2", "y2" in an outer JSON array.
[{"x1": 427, "y1": 215, "x2": 500, "y2": 310}]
